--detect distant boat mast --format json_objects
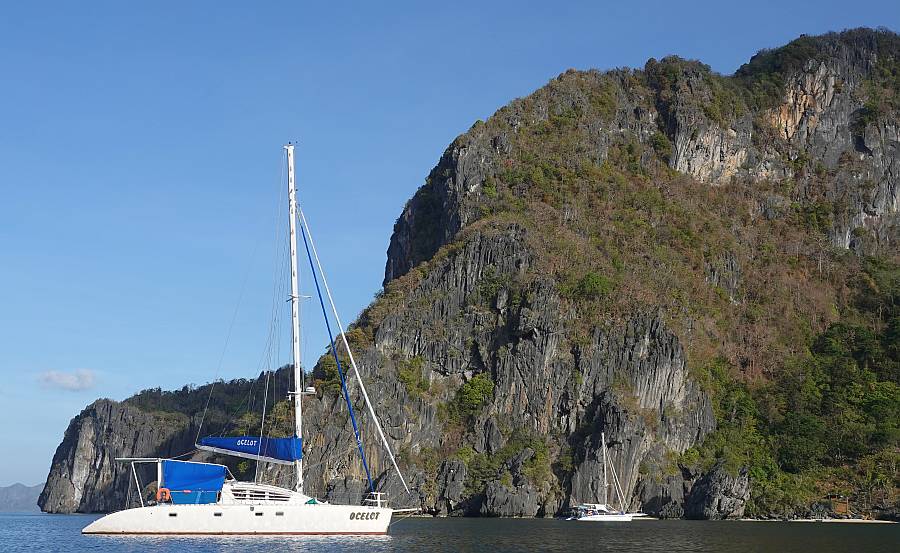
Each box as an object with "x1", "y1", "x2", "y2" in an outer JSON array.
[
  {"x1": 602, "y1": 432, "x2": 628, "y2": 512},
  {"x1": 602, "y1": 431, "x2": 608, "y2": 506}
]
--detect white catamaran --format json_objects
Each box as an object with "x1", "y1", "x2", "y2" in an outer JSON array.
[
  {"x1": 83, "y1": 144, "x2": 410, "y2": 535},
  {"x1": 568, "y1": 432, "x2": 646, "y2": 522}
]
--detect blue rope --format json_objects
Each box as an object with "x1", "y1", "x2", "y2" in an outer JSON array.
[{"x1": 299, "y1": 220, "x2": 375, "y2": 493}]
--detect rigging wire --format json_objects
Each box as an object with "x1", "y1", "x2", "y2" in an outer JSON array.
[
  {"x1": 169, "y1": 449, "x2": 199, "y2": 460},
  {"x1": 195, "y1": 149, "x2": 287, "y2": 444},
  {"x1": 297, "y1": 205, "x2": 411, "y2": 495},
  {"x1": 193, "y1": 263, "x2": 253, "y2": 444},
  {"x1": 273, "y1": 148, "x2": 290, "y2": 431},
  {"x1": 254, "y1": 369, "x2": 271, "y2": 483},
  {"x1": 609, "y1": 448, "x2": 628, "y2": 512},
  {"x1": 181, "y1": 146, "x2": 415, "y2": 504},
  {"x1": 298, "y1": 219, "x2": 375, "y2": 493},
  {"x1": 251, "y1": 149, "x2": 290, "y2": 487},
  {"x1": 389, "y1": 509, "x2": 421, "y2": 528},
  {"x1": 298, "y1": 442, "x2": 358, "y2": 473}
]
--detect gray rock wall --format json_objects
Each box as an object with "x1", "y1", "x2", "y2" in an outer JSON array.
[
  {"x1": 385, "y1": 32, "x2": 898, "y2": 285},
  {"x1": 684, "y1": 464, "x2": 751, "y2": 520},
  {"x1": 39, "y1": 400, "x2": 197, "y2": 513}
]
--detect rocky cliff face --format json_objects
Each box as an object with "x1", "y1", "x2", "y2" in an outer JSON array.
[
  {"x1": 737, "y1": 34, "x2": 898, "y2": 252},
  {"x1": 683, "y1": 464, "x2": 751, "y2": 520},
  {"x1": 39, "y1": 400, "x2": 197, "y2": 513},
  {"x1": 41, "y1": 28, "x2": 899, "y2": 518},
  {"x1": 351, "y1": 225, "x2": 715, "y2": 517}
]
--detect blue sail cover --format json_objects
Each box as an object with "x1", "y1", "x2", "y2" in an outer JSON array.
[
  {"x1": 161, "y1": 460, "x2": 226, "y2": 505},
  {"x1": 197, "y1": 436, "x2": 303, "y2": 465}
]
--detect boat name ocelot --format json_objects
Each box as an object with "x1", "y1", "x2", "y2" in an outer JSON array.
[
  {"x1": 236, "y1": 439, "x2": 258, "y2": 446},
  {"x1": 349, "y1": 512, "x2": 380, "y2": 520}
]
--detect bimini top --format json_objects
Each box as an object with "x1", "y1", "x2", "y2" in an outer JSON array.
[
  {"x1": 161, "y1": 460, "x2": 227, "y2": 492},
  {"x1": 197, "y1": 436, "x2": 303, "y2": 465}
]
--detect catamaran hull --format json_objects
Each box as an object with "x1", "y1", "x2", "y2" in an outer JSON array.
[
  {"x1": 572, "y1": 513, "x2": 634, "y2": 521},
  {"x1": 82, "y1": 503, "x2": 393, "y2": 535}
]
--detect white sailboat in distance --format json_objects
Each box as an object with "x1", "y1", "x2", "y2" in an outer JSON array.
[
  {"x1": 567, "y1": 432, "x2": 646, "y2": 521},
  {"x1": 83, "y1": 144, "x2": 412, "y2": 535}
]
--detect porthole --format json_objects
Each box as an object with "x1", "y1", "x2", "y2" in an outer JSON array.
[
  {"x1": 168, "y1": 513, "x2": 177, "y2": 517},
  {"x1": 276, "y1": 512, "x2": 284, "y2": 516},
  {"x1": 214, "y1": 513, "x2": 222, "y2": 517},
  {"x1": 255, "y1": 512, "x2": 263, "y2": 517}
]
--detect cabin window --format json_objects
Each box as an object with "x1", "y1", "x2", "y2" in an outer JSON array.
[
  {"x1": 276, "y1": 512, "x2": 284, "y2": 516},
  {"x1": 255, "y1": 512, "x2": 263, "y2": 516},
  {"x1": 168, "y1": 513, "x2": 177, "y2": 517},
  {"x1": 213, "y1": 512, "x2": 222, "y2": 517}
]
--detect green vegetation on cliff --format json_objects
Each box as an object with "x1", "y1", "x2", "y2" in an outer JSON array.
[
  {"x1": 375, "y1": 28, "x2": 898, "y2": 517},
  {"x1": 445, "y1": 372, "x2": 495, "y2": 423},
  {"x1": 683, "y1": 256, "x2": 899, "y2": 516}
]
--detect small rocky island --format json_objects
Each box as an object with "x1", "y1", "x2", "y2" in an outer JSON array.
[
  {"x1": 0, "y1": 483, "x2": 42, "y2": 513},
  {"x1": 41, "y1": 28, "x2": 899, "y2": 521}
]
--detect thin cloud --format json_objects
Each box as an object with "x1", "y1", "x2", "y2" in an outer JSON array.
[{"x1": 38, "y1": 369, "x2": 97, "y2": 391}]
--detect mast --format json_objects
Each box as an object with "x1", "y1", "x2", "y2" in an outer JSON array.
[
  {"x1": 601, "y1": 432, "x2": 608, "y2": 505},
  {"x1": 603, "y1": 432, "x2": 628, "y2": 513},
  {"x1": 285, "y1": 143, "x2": 304, "y2": 493}
]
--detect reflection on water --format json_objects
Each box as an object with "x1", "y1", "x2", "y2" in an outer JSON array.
[{"x1": 4, "y1": 513, "x2": 898, "y2": 553}]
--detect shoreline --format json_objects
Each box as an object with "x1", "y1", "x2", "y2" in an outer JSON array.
[
  {"x1": 398, "y1": 514, "x2": 898, "y2": 524},
  {"x1": 16, "y1": 511, "x2": 898, "y2": 524},
  {"x1": 740, "y1": 518, "x2": 897, "y2": 524}
]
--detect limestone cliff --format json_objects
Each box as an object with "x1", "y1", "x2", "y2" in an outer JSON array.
[
  {"x1": 41, "y1": 28, "x2": 899, "y2": 518},
  {"x1": 39, "y1": 399, "x2": 197, "y2": 513}
]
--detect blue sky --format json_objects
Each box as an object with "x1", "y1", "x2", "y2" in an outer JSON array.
[{"x1": 1, "y1": 1, "x2": 896, "y2": 487}]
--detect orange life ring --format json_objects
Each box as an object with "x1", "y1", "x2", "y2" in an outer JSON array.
[{"x1": 156, "y1": 487, "x2": 171, "y2": 502}]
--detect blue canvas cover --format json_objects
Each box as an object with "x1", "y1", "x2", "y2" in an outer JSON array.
[
  {"x1": 161, "y1": 460, "x2": 226, "y2": 491},
  {"x1": 197, "y1": 436, "x2": 302, "y2": 465},
  {"x1": 160, "y1": 460, "x2": 226, "y2": 505}
]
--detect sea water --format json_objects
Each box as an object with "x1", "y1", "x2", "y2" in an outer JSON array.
[{"x1": 2, "y1": 513, "x2": 897, "y2": 552}]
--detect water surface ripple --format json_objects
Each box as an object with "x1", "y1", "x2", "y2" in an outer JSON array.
[{"x1": 4, "y1": 513, "x2": 898, "y2": 552}]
